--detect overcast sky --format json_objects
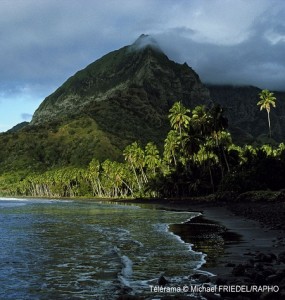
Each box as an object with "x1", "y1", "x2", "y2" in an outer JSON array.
[{"x1": 0, "y1": 0, "x2": 284, "y2": 132}]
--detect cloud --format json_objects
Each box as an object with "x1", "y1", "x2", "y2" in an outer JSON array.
[
  {"x1": 0, "y1": 0, "x2": 285, "y2": 131},
  {"x1": 152, "y1": 1, "x2": 285, "y2": 91},
  {"x1": 0, "y1": 0, "x2": 284, "y2": 90},
  {"x1": 157, "y1": 0, "x2": 270, "y2": 45}
]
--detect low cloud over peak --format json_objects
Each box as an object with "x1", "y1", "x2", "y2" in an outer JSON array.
[{"x1": 0, "y1": 0, "x2": 284, "y2": 131}]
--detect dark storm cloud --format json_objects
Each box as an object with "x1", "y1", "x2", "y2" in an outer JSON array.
[
  {"x1": 0, "y1": 0, "x2": 284, "y2": 98},
  {"x1": 0, "y1": 1, "x2": 147, "y2": 87},
  {"x1": 152, "y1": 1, "x2": 285, "y2": 91},
  {"x1": 1, "y1": 0, "x2": 284, "y2": 131}
]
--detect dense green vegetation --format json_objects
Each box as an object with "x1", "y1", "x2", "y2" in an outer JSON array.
[
  {"x1": 0, "y1": 117, "x2": 122, "y2": 173},
  {"x1": 1, "y1": 90, "x2": 285, "y2": 198}
]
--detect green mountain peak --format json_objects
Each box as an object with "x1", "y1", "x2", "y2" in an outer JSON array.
[{"x1": 31, "y1": 35, "x2": 210, "y2": 136}]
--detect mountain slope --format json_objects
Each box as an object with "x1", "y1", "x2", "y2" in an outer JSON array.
[
  {"x1": 31, "y1": 35, "x2": 210, "y2": 146},
  {"x1": 0, "y1": 35, "x2": 210, "y2": 173}
]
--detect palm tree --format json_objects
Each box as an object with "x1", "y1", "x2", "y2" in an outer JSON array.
[
  {"x1": 88, "y1": 158, "x2": 103, "y2": 196},
  {"x1": 123, "y1": 142, "x2": 147, "y2": 189},
  {"x1": 145, "y1": 142, "x2": 160, "y2": 176},
  {"x1": 208, "y1": 104, "x2": 228, "y2": 142},
  {"x1": 123, "y1": 143, "x2": 141, "y2": 191},
  {"x1": 257, "y1": 89, "x2": 276, "y2": 138},
  {"x1": 164, "y1": 130, "x2": 179, "y2": 167},
  {"x1": 207, "y1": 104, "x2": 231, "y2": 174},
  {"x1": 191, "y1": 105, "x2": 211, "y2": 136},
  {"x1": 168, "y1": 101, "x2": 191, "y2": 136}
]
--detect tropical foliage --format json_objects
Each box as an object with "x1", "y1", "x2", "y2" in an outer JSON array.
[{"x1": 1, "y1": 93, "x2": 285, "y2": 198}]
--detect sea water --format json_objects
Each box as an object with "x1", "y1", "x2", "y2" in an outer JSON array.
[{"x1": 0, "y1": 198, "x2": 206, "y2": 299}]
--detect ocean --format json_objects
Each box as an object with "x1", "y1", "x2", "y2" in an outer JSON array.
[{"x1": 0, "y1": 198, "x2": 207, "y2": 299}]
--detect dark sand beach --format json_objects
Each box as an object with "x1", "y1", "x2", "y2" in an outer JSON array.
[{"x1": 117, "y1": 192, "x2": 285, "y2": 299}]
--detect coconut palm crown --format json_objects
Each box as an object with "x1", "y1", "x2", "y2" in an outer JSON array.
[{"x1": 257, "y1": 89, "x2": 276, "y2": 138}]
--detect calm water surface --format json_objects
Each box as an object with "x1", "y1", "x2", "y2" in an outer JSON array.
[{"x1": 0, "y1": 198, "x2": 204, "y2": 299}]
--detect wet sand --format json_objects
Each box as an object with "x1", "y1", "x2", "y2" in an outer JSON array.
[
  {"x1": 190, "y1": 206, "x2": 284, "y2": 276},
  {"x1": 116, "y1": 196, "x2": 285, "y2": 299}
]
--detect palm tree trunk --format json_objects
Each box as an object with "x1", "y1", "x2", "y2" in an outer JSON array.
[
  {"x1": 131, "y1": 163, "x2": 141, "y2": 191},
  {"x1": 267, "y1": 109, "x2": 271, "y2": 138}
]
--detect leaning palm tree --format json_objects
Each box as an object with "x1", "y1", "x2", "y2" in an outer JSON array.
[
  {"x1": 123, "y1": 142, "x2": 141, "y2": 191},
  {"x1": 257, "y1": 89, "x2": 276, "y2": 138},
  {"x1": 163, "y1": 130, "x2": 179, "y2": 167}
]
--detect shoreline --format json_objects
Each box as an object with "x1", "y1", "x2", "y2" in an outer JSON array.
[
  {"x1": 116, "y1": 196, "x2": 285, "y2": 299},
  {"x1": 1, "y1": 194, "x2": 284, "y2": 298}
]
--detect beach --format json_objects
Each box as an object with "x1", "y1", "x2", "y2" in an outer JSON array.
[{"x1": 117, "y1": 192, "x2": 285, "y2": 299}]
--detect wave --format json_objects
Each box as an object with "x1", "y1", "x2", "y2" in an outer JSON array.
[
  {"x1": 0, "y1": 197, "x2": 73, "y2": 203},
  {"x1": 119, "y1": 255, "x2": 133, "y2": 287},
  {"x1": 155, "y1": 213, "x2": 214, "y2": 276},
  {"x1": 0, "y1": 197, "x2": 30, "y2": 201},
  {"x1": 113, "y1": 246, "x2": 133, "y2": 291}
]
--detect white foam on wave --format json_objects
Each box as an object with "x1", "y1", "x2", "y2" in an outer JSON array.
[
  {"x1": 0, "y1": 197, "x2": 30, "y2": 207},
  {"x1": 0, "y1": 197, "x2": 74, "y2": 209},
  {"x1": 154, "y1": 213, "x2": 215, "y2": 277},
  {"x1": 114, "y1": 246, "x2": 134, "y2": 289},
  {"x1": 0, "y1": 197, "x2": 29, "y2": 201},
  {"x1": 121, "y1": 255, "x2": 133, "y2": 278},
  {"x1": 0, "y1": 197, "x2": 73, "y2": 203}
]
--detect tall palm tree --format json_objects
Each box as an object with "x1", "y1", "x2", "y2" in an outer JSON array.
[
  {"x1": 257, "y1": 89, "x2": 276, "y2": 138},
  {"x1": 123, "y1": 142, "x2": 147, "y2": 189},
  {"x1": 164, "y1": 130, "x2": 179, "y2": 166},
  {"x1": 191, "y1": 105, "x2": 211, "y2": 136},
  {"x1": 145, "y1": 142, "x2": 160, "y2": 176},
  {"x1": 168, "y1": 101, "x2": 191, "y2": 136},
  {"x1": 207, "y1": 104, "x2": 230, "y2": 175},
  {"x1": 123, "y1": 142, "x2": 141, "y2": 191},
  {"x1": 209, "y1": 104, "x2": 228, "y2": 141},
  {"x1": 88, "y1": 158, "x2": 103, "y2": 196}
]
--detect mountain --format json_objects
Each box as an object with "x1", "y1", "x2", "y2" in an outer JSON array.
[
  {"x1": 32, "y1": 35, "x2": 209, "y2": 126},
  {"x1": 31, "y1": 35, "x2": 210, "y2": 146},
  {"x1": 0, "y1": 35, "x2": 210, "y2": 173},
  {"x1": 30, "y1": 34, "x2": 285, "y2": 147}
]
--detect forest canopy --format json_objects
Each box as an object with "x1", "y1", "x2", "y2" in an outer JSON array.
[{"x1": 1, "y1": 90, "x2": 284, "y2": 199}]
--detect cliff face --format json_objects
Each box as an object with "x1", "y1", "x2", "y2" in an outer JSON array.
[
  {"x1": 31, "y1": 35, "x2": 210, "y2": 145},
  {"x1": 207, "y1": 85, "x2": 285, "y2": 144}
]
